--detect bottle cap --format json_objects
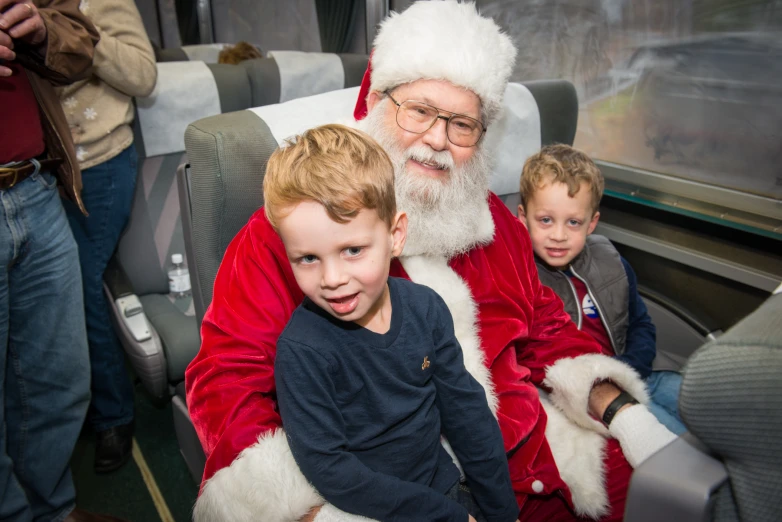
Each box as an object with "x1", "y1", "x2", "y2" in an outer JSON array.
[{"x1": 172, "y1": 253, "x2": 184, "y2": 264}]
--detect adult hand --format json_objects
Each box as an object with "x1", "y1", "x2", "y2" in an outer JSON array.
[
  {"x1": 588, "y1": 380, "x2": 632, "y2": 420},
  {"x1": 0, "y1": 29, "x2": 14, "y2": 76},
  {"x1": 0, "y1": 1, "x2": 47, "y2": 46}
]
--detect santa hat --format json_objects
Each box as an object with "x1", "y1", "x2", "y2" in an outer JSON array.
[{"x1": 354, "y1": 1, "x2": 517, "y2": 126}]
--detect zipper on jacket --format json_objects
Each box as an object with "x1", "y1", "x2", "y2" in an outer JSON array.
[
  {"x1": 26, "y1": 71, "x2": 87, "y2": 215},
  {"x1": 569, "y1": 266, "x2": 617, "y2": 353},
  {"x1": 563, "y1": 273, "x2": 583, "y2": 330},
  {"x1": 506, "y1": 432, "x2": 531, "y2": 461}
]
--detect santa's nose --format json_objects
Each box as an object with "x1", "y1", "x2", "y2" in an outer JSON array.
[{"x1": 421, "y1": 118, "x2": 449, "y2": 151}]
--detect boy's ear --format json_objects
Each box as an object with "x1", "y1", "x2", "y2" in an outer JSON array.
[
  {"x1": 390, "y1": 211, "x2": 408, "y2": 257},
  {"x1": 587, "y1": 210, "x2": 601, "y2": 235},
  {"x1": 517, "y1": 205, "x2": 528, "y2": 229}
]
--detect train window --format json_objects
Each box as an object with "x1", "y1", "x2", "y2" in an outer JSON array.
[{"x1": 480, "y1": 0, "x2": 782, "y2": 238}]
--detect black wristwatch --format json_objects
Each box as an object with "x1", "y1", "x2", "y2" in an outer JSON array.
[{"x1": 602, "y1": 390, "x2": 639, "y2": 427}]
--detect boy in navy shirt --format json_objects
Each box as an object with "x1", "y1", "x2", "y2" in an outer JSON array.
[
  {"x1": 517, "y1": 144, "x2": 686, "y2": 435},
  {"x1": 266, "y1": 124, "x2": 519, "y2": 522}
]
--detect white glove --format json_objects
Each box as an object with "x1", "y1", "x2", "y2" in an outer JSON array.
[
  {"x1": 608, "y1": 403, "x2": 677, "y2": 468},
  {"x1": 313, "y1": 504, "x2": 378, "y2": 522}
]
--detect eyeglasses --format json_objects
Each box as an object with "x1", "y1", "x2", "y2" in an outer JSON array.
[{"x1": 385, "y1": 91, "x2": 486, "y2": 147}]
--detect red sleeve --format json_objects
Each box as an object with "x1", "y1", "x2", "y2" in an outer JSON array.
[
  {"x1": 511, "y1": 206, "x2": 602, "y2": 386},
  {"x1": 184, "y1": 209, "x2": 304, "y2": 482},
  {"x1": 484, "y1": 194, "x2": 602, "y2": 388}
]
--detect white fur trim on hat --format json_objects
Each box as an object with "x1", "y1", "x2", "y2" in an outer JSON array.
[{"x1": 370, "y1": 1, "x2": 517, "y2": 126}]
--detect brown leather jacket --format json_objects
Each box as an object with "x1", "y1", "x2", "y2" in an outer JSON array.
[{"x1": 15, "y1": 0, "x2": 100, "y2": 213}]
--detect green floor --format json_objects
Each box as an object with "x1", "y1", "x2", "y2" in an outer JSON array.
[{"x1": 71, "y1": 380, "x2": 199, "y2": 522}]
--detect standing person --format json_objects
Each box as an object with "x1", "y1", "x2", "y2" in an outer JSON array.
[
  {"x1": 58, "y1": 0, "x2": 157, "y2": 474},
  {"x1": 268, "y1": 124, "x2": 519, "y2": 522},
  {"x1": 1, "y1": 0, "x2": 125, "y2": 520},
  {"x1": 518, "y1": 144, "x2": 686, "y2": 435},
  {"x1": 186, "y1": 2, "x2": 676, "y2": 521}
]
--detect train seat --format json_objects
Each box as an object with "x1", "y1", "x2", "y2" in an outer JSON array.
[
  {"x1": 489, "y1": 86, "x2": 716, "y2": 374},
  {"x1": 153, "y1": 45, "x2": 368, "y2": 103},
  {"x1": 105, "y1": 54, "x2": 368, "y2": 482},
  {"x1": 626, "y1": 291, "x2": 782, "y2": 521},
  {"x1": 108, "y1": 60, "x2": 222, "y2": 402},
  {"x1": 179, "y1": 78, "x2": 727, "y2": 488},
  {"x1": 155, "y1": 43, "x2": 236, "y2": 63},
  {"x1": 178, "y1": 79, "x2": 580, "y2": 482}
]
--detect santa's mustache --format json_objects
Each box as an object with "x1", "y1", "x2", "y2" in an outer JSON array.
[{"x1": 404, "y1": 146, "x2": 455, "y2": 173}]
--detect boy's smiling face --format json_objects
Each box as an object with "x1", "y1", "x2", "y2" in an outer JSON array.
[
  {"x1": 518, "y1": 180, "x2": 600, "y2": 269},
  {"x1": 277, "y1": 200, "x2": 407, "y2": 333}
]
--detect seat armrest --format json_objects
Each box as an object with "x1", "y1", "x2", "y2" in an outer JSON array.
[
  {"x1": 625, "y1": 434, "x2": 728, "y2": 522},
  {"x1": 104, "y1": 255, "x2": 134, "y2": 299},
  {"x1": 104, "y1": 256, "x2": 151, "y2": 342},
  {"x1": 104, "y1": 256, "x2": 168, "y2": 398}
]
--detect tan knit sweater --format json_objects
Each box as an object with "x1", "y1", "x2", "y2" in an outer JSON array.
[{"x1": 57, "y1": 0, "x2": 157, "y2": 170}]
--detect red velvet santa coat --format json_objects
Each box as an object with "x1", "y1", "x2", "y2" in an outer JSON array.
[{"x1": 186, "y1": 193, "x2": 648, "y2": 521}]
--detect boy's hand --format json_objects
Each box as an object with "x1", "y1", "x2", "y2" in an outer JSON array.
[{"x1": 299, "y1": 506, "x2": 321, "y2": 522}]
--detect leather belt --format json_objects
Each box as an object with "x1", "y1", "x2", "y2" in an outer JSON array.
[{"x1": 0, "y1": 158, "x2": 63, "y2": 190}]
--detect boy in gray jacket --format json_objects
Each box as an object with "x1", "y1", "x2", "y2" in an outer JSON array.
[{"x1": 517, "y1": 144, "x2": 686, "y2": 434}]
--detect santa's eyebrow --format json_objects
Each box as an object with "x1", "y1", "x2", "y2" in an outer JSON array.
[{"x1": 414, "y1": 96, "x2": 479, "y2": 119}]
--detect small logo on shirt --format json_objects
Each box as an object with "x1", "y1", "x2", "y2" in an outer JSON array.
[
  {"x1": 582, "y1": 294, "x2": 600, "y2": 319},
  {"x1": 422, "y1": 356, "x2": 430, "y2": 370}
]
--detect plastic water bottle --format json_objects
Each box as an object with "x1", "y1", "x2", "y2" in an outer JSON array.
[{"x1": 168, "y1": 253, "x2": 191, "y2": 298}]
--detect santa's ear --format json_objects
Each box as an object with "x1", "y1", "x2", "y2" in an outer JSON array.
[
  {"x1": 517, "y1": 205, "x2": 528, "y2": 228},
  {"x1": 367, "y1": 91, "x2": 384, "y2": 113}
]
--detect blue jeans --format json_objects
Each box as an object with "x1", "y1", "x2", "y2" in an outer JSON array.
[
  {"x1": 63, "y1": 145, "x2": 137, "y2": 432},
  {"x1": 0, "y1": 167, "x2": 90, "y2": 522},
  {"x1": 646, "y1": 370, "x2": 687, "y2": 435}
]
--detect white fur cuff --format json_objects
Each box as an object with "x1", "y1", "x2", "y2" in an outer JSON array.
[
  {"x1": 313, "y1": 504, "x2": 378, "y2": 522},
  {"x1": 544, "y1": 354, "x2": 650, "y2": 435},
  {"x1": 609, "y1": 404, "x2": 677, "y2": 468},
  {"x1": 193, "y1": 429, "x2": 322, "y2": 522}
]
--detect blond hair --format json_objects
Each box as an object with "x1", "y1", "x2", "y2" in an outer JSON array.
[
  {"x1": 263, "y1": 124, "x2": 396, "y2": 229},
  {"x1": 520, "y1": 144, "x2": 604, "y2": 214}
]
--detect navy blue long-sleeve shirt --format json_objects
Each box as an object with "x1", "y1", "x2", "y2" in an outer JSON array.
[
  {"x1": 275, "y1": 277, "x2": 517, "y2": 522},
  {"x1": 616, "y1": 257, "x2": 657, "y2": 378}
]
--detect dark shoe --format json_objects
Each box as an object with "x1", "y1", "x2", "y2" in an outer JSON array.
[
  {"x1": 65, "y1": 507, "x2": 130, "y2": 522},
  {"x1": 94, "y1": 421, "x2": 134, "y2": 474}
]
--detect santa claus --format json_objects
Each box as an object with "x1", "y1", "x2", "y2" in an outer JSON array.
[{"x1": 186, "y1": 2, "x2": 676, "y2": 521}]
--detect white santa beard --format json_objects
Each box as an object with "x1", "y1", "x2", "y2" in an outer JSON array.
[{"x1": 358, "y1": 101, "x2": 492, "y2": 258}]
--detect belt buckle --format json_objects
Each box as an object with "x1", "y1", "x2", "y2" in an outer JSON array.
[{"x1": 0, "y1": 166, "x2": 21, "y2": 189}]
